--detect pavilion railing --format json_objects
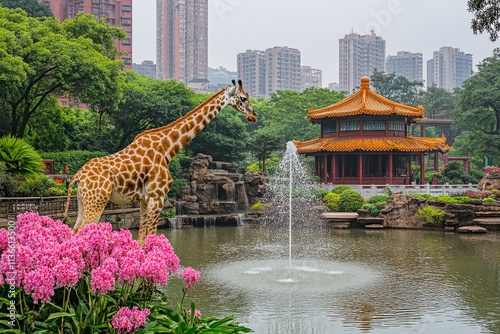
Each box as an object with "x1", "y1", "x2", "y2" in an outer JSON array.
[
  {"x1": 0, "y1": 196, "x2": 139, "y2": 222},
  {"x1": 313, "y1": 183, "x2": 479, "y2": 199}
]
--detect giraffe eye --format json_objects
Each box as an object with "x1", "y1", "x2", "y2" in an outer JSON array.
[{"x1": 240, "y1": 97, "x2": 247, "y2": 102}]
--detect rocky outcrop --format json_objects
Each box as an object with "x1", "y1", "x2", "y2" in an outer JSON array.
[
  {"x1": 380, "y1": 193, "x2": 428, "y2": 228},
  {"x1": 478, "y1": 174, "x2": 500, "y2": 192}
]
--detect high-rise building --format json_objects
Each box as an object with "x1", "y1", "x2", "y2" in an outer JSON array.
[
  {"x1": 157, "y1": 0, "x2": 208, "y2": 88},
  {"x1": 427, "y1": 47, "x2": 473, "y2": 91},
  {"x1": 237, "y1": 50, "x2": 266, "y2": 98},
  {"x1": 301, "y1": 66, "x2": 322, "y2": 90},
  {"x1": 39, "y1": 0, "x2": 133, "y2": 70},
  {"x1": 133, "y1": 60, "x2": 157, "y2": 79},
  {"x1": 386, "y1": 51, "x2": 423, "y2": 83},
  {"x1": 339, "y1": 33, "x2": 386, "y2": 93},
  {"x1": 264, "y1": 46, "x2": 301, "y2": 98}
]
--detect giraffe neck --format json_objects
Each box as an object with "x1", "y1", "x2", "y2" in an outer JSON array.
[{"x1": 136, "y1": 88, "x2": 228, "y2": 162}]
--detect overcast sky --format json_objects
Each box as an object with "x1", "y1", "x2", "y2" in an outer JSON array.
[{"x1": 132, "y1": 0, "x2": 497, "y2": 86}]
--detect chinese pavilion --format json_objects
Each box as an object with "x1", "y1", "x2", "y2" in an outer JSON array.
[{"x1": 293, "y1": 77, "x2": 450, "y2": 185}]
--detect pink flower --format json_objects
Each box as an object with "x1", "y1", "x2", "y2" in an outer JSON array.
[
  {"x1": 23, "y1": 266, "x2": 55, "y2": 304},
  {"x1": 179, "y1": 267, "x2": 200, "y2": 290},
  {"x1": 53, "y1": 260, "x2": 80, "y2": 287},
  {"x1": 90, "y1": 266, "x2": 115, "y2": 294},
  {"x1": 194, "y1": 309, "x2": 201, "y2": 318},
  {"x1": 111, "y1": 306, "x2": 150, "y2": 334}
]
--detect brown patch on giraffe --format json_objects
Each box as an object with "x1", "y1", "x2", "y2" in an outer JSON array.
[
  {"x1": 196, "y1": 114, "x2": 204, "y2": 124},
  {"x1": 170, "y1": 131, "x2": 180, "y2": 142},
  {"x1": 181, "y1": 136, "x2": 190, "y2": 147}
]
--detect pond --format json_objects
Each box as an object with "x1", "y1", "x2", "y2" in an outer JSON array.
[{"x1": 160, "y1": 225, "x2": 500, "y2": 334}]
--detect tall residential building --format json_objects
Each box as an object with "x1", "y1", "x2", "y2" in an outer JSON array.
[
  {"x1": 39, "y1": 0, "x2": 133, "y2": 70},
  {"x1": 237, "y1": 50, "x2": 266, "y2": 98},
  {"x1": 157, "y1": 0, "x2": 208, "y2": 88},
  {"x1": 386, "y1": 51, "x2": 423, "y2": 83},
  {"x1": 301, "y1": 66, "x2": 323, "y2": 90},
  {"x1": 427, "y1": 47, "x2": 473, "y2": 91},
  {"x1": 264, "y1": 46, "x2": 301, "y2": 98},
  {"x1": 133, "y1": 60, "x2": 157, "y2": 79},
  {"x1": 339, "y1": 33, "x2": 386, "y2": 93}
]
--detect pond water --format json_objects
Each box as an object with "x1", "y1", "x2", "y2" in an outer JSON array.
[{"x1": 160, "y1": 226, "x2": 500, "y2": 334}]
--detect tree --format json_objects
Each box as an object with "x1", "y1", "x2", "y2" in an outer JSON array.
[
  {"x1": 418, "y1": 86, "x2": 457, "y2": 119},
  {"x1": 0, "y1": 8, "x2": 125, "y2": 138},
  {"x1": 452, "y1": 48, "x2": 500, "y2": 166},
  {"x1": 111, "y1": 71, "x2": 195, "y2": 150},
  {"x1": 249, "y1": 127, "x2": 283, "y2": 173},
  {"x1": 0, "y1": 0, "x2": 53, "y2": 18},
  {"x1": 370, "y1": 70, "x2": 423, "y2": 106},
  {"x1": 468, "y1": 0, "x2": 500, "y2": 42}
]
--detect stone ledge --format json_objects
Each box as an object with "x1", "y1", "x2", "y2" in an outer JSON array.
[
  {"x1": 321, "y1": 212, "x2": 359, "y2": 220},
  {"x1": 457, "y1": 226, "x2": 488, "y2": 233}
]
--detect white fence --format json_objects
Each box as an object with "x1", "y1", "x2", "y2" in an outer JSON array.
[{"x1": 313, "y1": 184, "x2": 479, "y2": 199}]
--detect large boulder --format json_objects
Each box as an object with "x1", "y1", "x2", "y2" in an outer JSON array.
[
  {"x1": 478, "y1": 173, "x2": 500, "y2": 191},
  {"x1": 380, "y1": 193, "x2": 428, "y2": 228}
]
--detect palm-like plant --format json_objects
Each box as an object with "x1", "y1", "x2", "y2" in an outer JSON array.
[{"x1": 0, "y1": 135, "x2": 44, "y2": 181}]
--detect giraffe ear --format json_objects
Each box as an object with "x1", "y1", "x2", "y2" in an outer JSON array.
[{"x1": 232, "y1": 79, "x2": 236, "y2": 86}]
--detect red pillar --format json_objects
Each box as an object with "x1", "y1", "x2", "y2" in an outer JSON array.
[
  {"x1": 359, "y1": 153, "x2": 363, "y2": 185},
  {"x1": 324, "y1": 155, "x2": 328, "y2": 183},
  {"x1": 332, "y1": 155, "x2": 336, "y2": 185},
  {"x1": 434, "y1": 152, "x2": 439, "y2": 172},
  {"x1": 420, "y1": 153, "x2": 425, "y2": 184},
  {"x1": 389, "y1": 153, "x2": 393, "y2": 184}
]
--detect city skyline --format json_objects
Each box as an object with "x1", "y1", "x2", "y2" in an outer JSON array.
[{"x1": 132, "y1": 0, "x2": 496, "y2": 87}]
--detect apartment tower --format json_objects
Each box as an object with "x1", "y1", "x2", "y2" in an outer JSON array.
[
  {"x1": 386, "y1": 51, "x2": 423, "y2": 82},
  {"x1": 237, "y1": 50, "x2": 266, "y2": 98},
  {"x1": 156, "y1": 0, "x2": 208, "y2": 85},
  {"x1": 339, "y1": 33, "x2": 386, "y2": 93},
  {"x1": 301, "y1": 66, "x2": 323, "y2": 90},
  {"x1": 427, "y1": 47, "x2": 473, "y2": 91},
  {"x1": 39, "y1": 0, "x2": 133, "y2": 70}
]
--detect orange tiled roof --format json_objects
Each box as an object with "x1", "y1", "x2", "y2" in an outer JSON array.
[
  {"x1": 308, "y1": 77, "x2": 424, "y2": 120},
  {"x1": 293, "y1": 136, "x2": 450, "y2": 154}
]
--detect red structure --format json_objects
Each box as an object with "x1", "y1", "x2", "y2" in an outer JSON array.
[{"x1": 294, "y1": 77, "x2": 451, "y2": 185}]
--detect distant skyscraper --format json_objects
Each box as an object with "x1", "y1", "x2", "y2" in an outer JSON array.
[
  {"x1": 386, "y1": 51, "x2": 423, "y2": 82},
  {"x1": 427, "y1": 47, "x2": 473, "y2": 91},
  {"x1": 40, "y1": 0, "x2": 133, "y2": 70},
  {"x1": 339, "y1": 33, "x2": 386, "y2": 93},
  {"x1": 237, "y1": 50, "x2": 266, "y2": 98},
  {"x1": 301, "y1": 66, "x2": 322, "y2": 90},
  {"x1": 156, "y1": 0, "x2": 208, "y2": 87},
  {"x1": 264, "y1": 46, "x2": 301, "y2": 98},
  {"x1": 133, "y1": 60, "x2": 157, "y2": 79}
]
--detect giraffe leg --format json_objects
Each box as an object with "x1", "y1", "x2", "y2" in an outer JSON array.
[
  {"x1": 73, "y1": 180, "x2": 112, "y2": 233},
  {"x1": 137, "y1": 195, "x2": 164, "y2": 245}
]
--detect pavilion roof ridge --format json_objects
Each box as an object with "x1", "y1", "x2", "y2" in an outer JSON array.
[{"x1": 308, "y1": 77, "x2": 424, "y2": 120}]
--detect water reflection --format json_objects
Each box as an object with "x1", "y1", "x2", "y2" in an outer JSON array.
[{"x1": 160, "y1": 227, "x2": 500, "y2": 334}]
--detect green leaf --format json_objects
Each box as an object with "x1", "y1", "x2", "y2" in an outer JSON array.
[{"x1": 46, "y1": 312, "x2": 76, "y2": 320}]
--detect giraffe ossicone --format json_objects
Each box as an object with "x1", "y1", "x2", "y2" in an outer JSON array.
[{"x1": 64, "y1": 80, "x2": 256, "y2": 244}]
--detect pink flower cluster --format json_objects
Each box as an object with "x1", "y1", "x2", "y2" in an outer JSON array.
[
  {"x1": 483, "y1": 167, "x2": 500, "y2": 173},
  {"x1": 0, "y1": 212, "x2": 186, "y2": 304},
  {"x1": 179, "y1": 267, "x2": 200, "y2": 290},
  {"x1": 111, "y1": 306, "x2": 151, "y2": 334}
]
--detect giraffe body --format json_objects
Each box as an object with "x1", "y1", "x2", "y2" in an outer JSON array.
[{"x1": 64, "y1": 81, "x2": 256, "y2": 244}]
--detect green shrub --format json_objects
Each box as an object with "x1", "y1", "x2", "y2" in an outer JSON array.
[
  {"x1": 338, "y1": 189, "x2": 365, "y2": 212},
  {"x1": 0, "y1": 161, "x2": 18, "y2": 197},
  {"x1": 323, "y1": 192, "x2": 341, "y2": 212},
  {"x1": 436, "y1": 195, "x2": 459, "y2": 204},
  {"x1": 318, "y1": 189, "x2": 330, "y2": 199},
  {"x1": 251, "y1": 201, "x2": 263, "y2": 211},
  {"x1": 0, "y1": 135, "x2": 44, "y2": 181},
  {"x1": 40, "y1": 150, "x2": 108, "y2": 174},
  {"x1": 331, "y1": 185, "x2": 352, "y2": 195},
  {"x1": 13, "y1": 176, "x2": 71, "y2": 197},
  {"x1": 361, "y1": 203, "x2": 380, "y2": 216},
  {"x1": 411, "y1": 193, "x2": 435, "y2": 200},
  {"x1": 483, "y1": 197, "x2": 496, "y2": 203},
  {"x1": 368, "y1": 194, "x2": 390, "y2": 204},
  {"x1": 415, "y1": 206, "x2": 445, "y2": 224},
  {"x1": 451, "y1": 196, "x2": 472, "y2": 203}
]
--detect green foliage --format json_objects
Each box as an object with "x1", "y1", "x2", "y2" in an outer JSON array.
[
  {"x1": 246, "y1": 157, "x2": 280, "y2": 175},
  {"x1": 0, "y1": 135, "x2": 44, "y2": 180},
  {"x1": 251, "y1": 200, "x2": 263, "y2": 211},
  {"x1": 249, "y1": 126, "x2": 283, "y2": 173},
  {"x1": 0, "y1": 8, "x2": 124, "y2": 138},
  {"x1": 13, "y1": 175, "x2": 69, "y2": 197},
  {"x1": 323, "y1": 192, "x2": 341, "y2": 212},
  {"x1": 338, "y1": 189, "x2": 365, "y2": 212},
  {"x1": 468, "y1": 0, "x2": 500, "y2": 41},
  {"x1": 0, "y1": 161, "x2": 17, "y2": 196},
  {"x1": 442, "y1": 161, "x2": 474, "y2": 184},
  {"x1": 436, "y1": 195, "x2": 460, "y2": 204},
  {"x1": 370, "y1": 69, "x2": 423, "y2": 106},
  {"x1": 463, "y1": 190, "x2": 490, "y2": 199},
  {"x1": 451, "y1": 196, "x2": 473, "y2": 203},
  {"x1": 452, "y1": 48, "x2": 500, "y2": 167},
  {"x1": 0, "y1": 0, "x2": 53, "y2": 17},
  {"x1": 382, "y1": 186, "x2": 393, "y2": 196},
  {"x1": 361, "y1": 203, "x2": 380, "y2": 217},
  {"x1": 160, "y1": 206, "x2": 176, "y2": 218},
  {"x1": 40, "y1": 150, "x2": 108, "y2": 175},
  {"x1": 368, "y1": 194, "x2": 390, "y2": 204},
  {"x1": 415, "y1": 206, "x2": 445, "y2": 224},
  {"x1": 483, "y1": 197, "x2": 496, "y2": 203},
  {"x1": 331, "y1": 184, "x2": 352, "y2": 195}
]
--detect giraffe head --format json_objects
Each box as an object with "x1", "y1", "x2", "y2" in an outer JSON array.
[{"x1": 226, "y1": 79, "x2": 257, "y2": 123}]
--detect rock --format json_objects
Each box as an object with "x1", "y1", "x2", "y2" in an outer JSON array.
[
  {"x1": 457, "y1": 226, "x2": 488, "y2": 233},
  {"x1": 478, "y1": 174, "x2": 500, "y2": 191},
  {"x1": 380, "y1": 193, "x2": 428, "y2": 228}
]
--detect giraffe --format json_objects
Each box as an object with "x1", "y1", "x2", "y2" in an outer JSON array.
[{"x1": 64, "y1": 80, "x2": 257, "y2": 244}]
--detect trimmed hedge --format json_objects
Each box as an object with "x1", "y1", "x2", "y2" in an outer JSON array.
[{"x1": 41, "y1": 151, "x2": 109, "y2": 174}]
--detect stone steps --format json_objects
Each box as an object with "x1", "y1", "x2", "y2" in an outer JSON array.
[{"x1": 472, "y1": 217, "x2": 500, "y2": 231}]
